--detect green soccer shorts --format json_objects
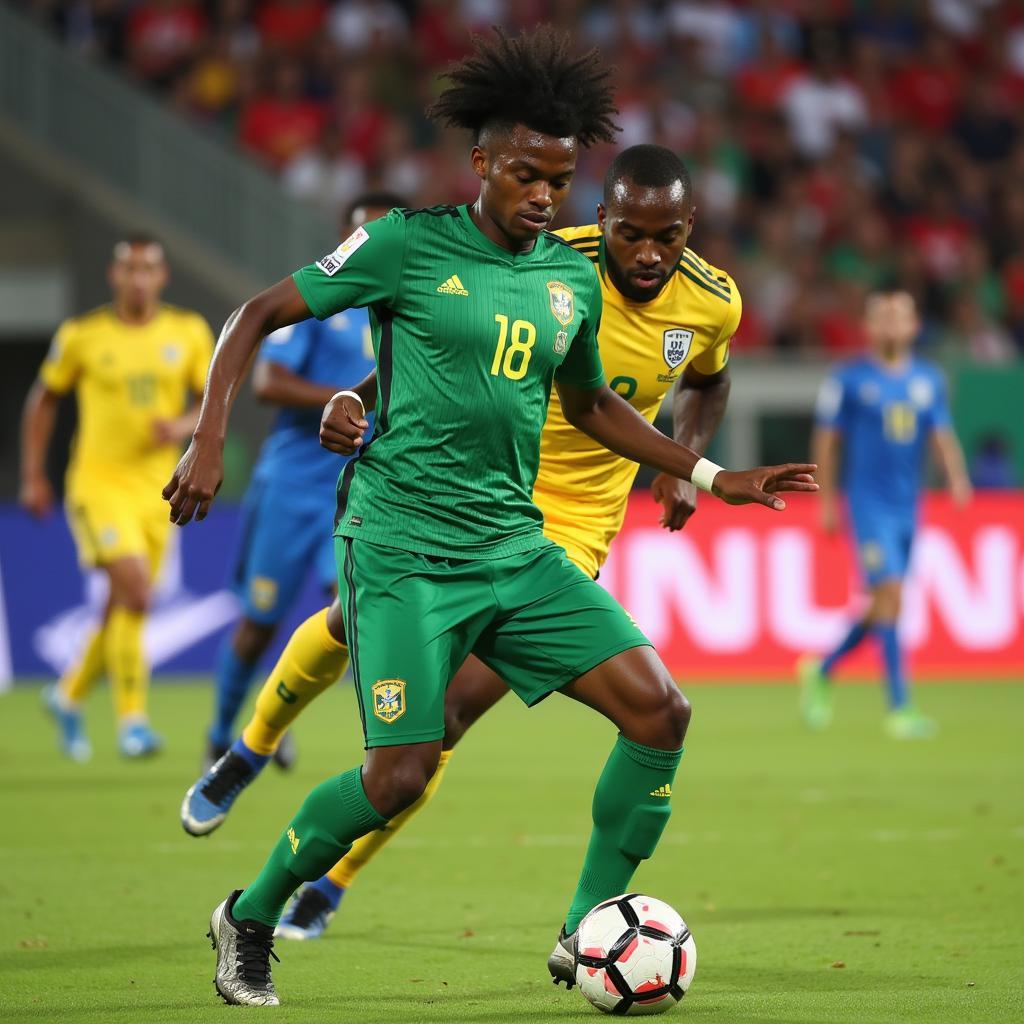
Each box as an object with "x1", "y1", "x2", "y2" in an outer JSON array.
[{"x1": 336, "y1": 537, "x2": 651, "y2": 748}]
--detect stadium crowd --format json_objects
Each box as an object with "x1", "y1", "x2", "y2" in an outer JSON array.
[{"x1": 19, "y1": 0, "x2": 1024, "y2": 357}]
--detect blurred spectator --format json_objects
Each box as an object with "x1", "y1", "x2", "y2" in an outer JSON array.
[
  {"x1": 971, "y1": 433, "x2": 1017, "y2": 488},
  {"x1": 127, "y1": 0, "x2": 208, "y2": 87},
  {"x1": 782, "y1": 33, "x2": 867, "y2": 160},
  {"x1": 943, "y1": 293, "x2": 1016, "y2": 363},
  {"x1": 19, "y1": 0, "x2": 1024, "y2": 365},
  {"x1": 256, "y1": 0, "x2": 327, "y2": 54},
  {"x1": 282, "y1": 124, "x2": 365, "y2": 213},
  {"x1": 239, "y1": 59, "x2": 325, "y2": 168},
  {"x1": 887, "y1": 29, "x2": 962, "y2": 134}
]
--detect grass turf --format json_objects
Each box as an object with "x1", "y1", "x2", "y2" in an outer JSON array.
[{"x1": 0, "y1": 678, "x2": 1021, "y2": 1023}]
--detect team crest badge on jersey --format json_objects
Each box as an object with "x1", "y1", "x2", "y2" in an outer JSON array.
[
  {"x1": 316, "y1": 226, "x2": 370, "y2": 276},
  {"x1": 250, "y1": 576, "x2": 278, "y2": 612},
  {"x1": 161, "y1": 344, "x2": 180, "y2": 364},
  {"x1": 663, "y1": 328, "x2": 694, "y2": 369},
  {"x1": 372, "y1": 679, "x2": 406, "y2": 723},
  {"x1": 547, "y1": 281, "x2": 574, "y2": 326}
]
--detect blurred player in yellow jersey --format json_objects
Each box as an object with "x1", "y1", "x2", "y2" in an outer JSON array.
[
  {"x1": 20, "y1": 234, "x2": 214, "y2": 760},
  {"x1": 180, "y1": 144, "x2": 743, "y2": 936}
]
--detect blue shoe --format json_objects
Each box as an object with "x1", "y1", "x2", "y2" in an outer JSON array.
[
  {"x1": 181, "y1": 749, "x2": 261, "y2": 836},
  {"x1": 275, "y1": 887, "x2": 336, "y2": 941},
  {"x1": 118, "y1": 720, "x2": 162, "y2": 759},
  {"x1": 42, "y1": 684, "x2": 91, "y2": 762}
]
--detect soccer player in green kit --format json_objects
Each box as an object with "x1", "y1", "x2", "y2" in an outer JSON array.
[{"x1": 164, "y1": 28, "x2": 817, "y2": 1006}]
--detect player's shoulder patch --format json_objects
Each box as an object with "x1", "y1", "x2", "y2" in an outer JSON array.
[
  {"x1": 316, "y1": 226, "x2": 370, "y2": 276},
  {"x1": 676, "y1": 248, "x2": 732, "y2": 303}
]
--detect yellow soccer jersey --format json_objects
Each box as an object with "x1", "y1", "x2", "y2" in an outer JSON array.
[
  {"x1": 39, "y1": 304, "x2": 214, "y2": 493},
  {"x1": 535, "y1": 225, "x2": 742, "y2": 578}
]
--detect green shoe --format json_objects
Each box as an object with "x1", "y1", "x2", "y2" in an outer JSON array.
[
  {"x1": 884, "y1": 707, "x2": 937, "y2": 740},
  {"x1": 797, "y1": 656, "x2": 833, "y2": 730}
]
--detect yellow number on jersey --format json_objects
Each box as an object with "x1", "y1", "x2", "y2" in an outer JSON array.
[
  {"x1": 127, "y1": 374, "x2": 157, "y2": 406},
  {"x1": 883, "y1": 402, "x2": 917, "y2": 443},
  {"x1": 491, "y1": 314, "x2": 536, "y2": 381}
]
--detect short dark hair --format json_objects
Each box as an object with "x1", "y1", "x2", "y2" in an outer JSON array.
[
  {"x1": 342, "y1": 191, "x2": 407, "y2": 227},
  {"x1": 603, "y1": 145, "x2": 693, "y2": 204},
  {"x1": 427, "y1": 26, "x2": 619, "y2": 148}
]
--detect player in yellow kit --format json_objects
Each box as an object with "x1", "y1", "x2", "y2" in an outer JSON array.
[
  {"x1": 20, "y1": 234, "x2": 214, "y2": 760},
  {"x1": 180, "y1": 144, "x2": 741, "y2": 939}
]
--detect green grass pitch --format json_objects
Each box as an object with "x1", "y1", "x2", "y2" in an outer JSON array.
[{"x1": 1, "y1": 678, "x2": 1021, "y2": 1023}]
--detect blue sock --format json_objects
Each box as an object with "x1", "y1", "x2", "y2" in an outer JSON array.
[
  {"x1": 309, "y1": 874, "x2": 345, "y2": 911},
  {"x1": 874, "y1": 623, "x2": 908, "y2": 709},
  {"x1": 821, "y1": 620, "x2": 869, "y2": 677},
  {"x1": 209, "y1": 640, "x2": 261, "y2": 749},
  {"x1": 230, "y1": 736, "x2": 271, "y2": 772}
]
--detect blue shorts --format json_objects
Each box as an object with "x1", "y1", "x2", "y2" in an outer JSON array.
[
  {"x1": 849, "y1": 504, "x2": 915, "y2": 586},
  {"x1": 232, "y1": 475, "x2": 337, "y2": 625}
]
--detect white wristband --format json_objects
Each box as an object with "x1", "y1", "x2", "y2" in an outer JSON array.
[
  {"x1": 334, "y1": 390, "x2": 365, "y2": 416},
  {"x1": 690, "y1": 457, "x2": 723, "y2": 494}
]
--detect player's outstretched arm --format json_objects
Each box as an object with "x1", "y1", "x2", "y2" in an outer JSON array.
[
  {"x1": 556, "y1": 380, "x2": 817, "y2": 511},
  {"x1": 652, "y1": 364, "x2": 732, "y2": 531},
  {"x1": 163, "y1": 278, "x2": 312, "y2": 526}
]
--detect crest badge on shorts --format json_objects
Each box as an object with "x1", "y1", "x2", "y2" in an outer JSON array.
[
  {"x1": 663, "y1": 328, "x2": 694, "y2": 370},
  {"x1": 547, "y1": 281, "x2": 574, "y2": 326},
  {"x1": 372, "y1": 679, "x2": 406, "y2": 724}
]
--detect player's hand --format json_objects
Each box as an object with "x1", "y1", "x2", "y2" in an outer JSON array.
[
  {"x1": 151, "y1": 418, "x2": 177, "y2": 445},
  {"x1": 819, "y1": 493, "x2": 839, "y2": 535},
  {"x1": 651, "y1": 473, "x2": 697, "y2": 531},
  {"x1": 710, "y1": 464, "x2": 818, "y2": 511},
  {"x1": 19, "y1": 474, "x2": 55, "y2": 518},
  {"x1": 320, "y1": 393, "x2": 368, "y2": 455},
  {"x1": 162, "y1": 436, "x2": 223, "y2": 526},
  {"x1": 951, "y1": 476, "x2": 973, "y2": 507}
]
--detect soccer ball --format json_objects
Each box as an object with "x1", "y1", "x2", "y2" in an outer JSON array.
[{"x1": 574, "y1": 894, "x2": 696, "y2": 1015}]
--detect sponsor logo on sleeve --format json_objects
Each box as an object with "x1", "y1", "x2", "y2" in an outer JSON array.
[{"x1": 316, "y1": 226, "x2": 370, "y2": 276}]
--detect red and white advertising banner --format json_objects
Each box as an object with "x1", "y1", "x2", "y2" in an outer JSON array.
[{"x1": 599, "y1": 493, "x2": 1024, "y2": 679}]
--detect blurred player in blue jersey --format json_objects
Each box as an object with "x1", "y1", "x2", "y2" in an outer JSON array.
[
  {"x1": 204, "y1": 192, "x2": 404, "y2": 767},
  {"x1": 800, "y1": 289, "x2": 971, "y2": 739}
]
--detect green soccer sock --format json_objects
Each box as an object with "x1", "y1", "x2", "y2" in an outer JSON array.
[
  {"x1": 564, "y1": 735, "x2": 683, "y2": 934},
  {"x1": 233, "y1": 767, "x2": 387, "y2": 927}
]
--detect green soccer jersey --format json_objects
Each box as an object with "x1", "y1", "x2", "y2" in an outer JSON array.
[{"x1": 293, "y1": 204, "x2": 605, "y2": 558}]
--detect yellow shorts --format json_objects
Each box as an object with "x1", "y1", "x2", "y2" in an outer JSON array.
[{"x1": 65, "y1": 484, "x2": 171, "y2": 575}]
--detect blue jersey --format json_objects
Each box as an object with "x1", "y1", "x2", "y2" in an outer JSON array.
[
  {"x1": 815, "y1": 356, "x2": 951, "y2": 514},
  {"x1": 253, "y1": 310, "x2": 375, "y2": 489}
]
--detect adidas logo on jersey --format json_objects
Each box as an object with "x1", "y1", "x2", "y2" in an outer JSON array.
[
  {"x1": 437, "y1": 274, "x2": 469, "y2": 296},
  {"x1": 649, "y1": 784, "x2": 672, "y2": 798}
]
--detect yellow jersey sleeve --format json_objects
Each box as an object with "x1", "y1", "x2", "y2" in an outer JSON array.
[
  {"x1": 38, "y1": 320, "x2": 81, "y2": 394},
  {"x1": 186, "y1": 313, "x2": 215, "y2": 394},
  {"x1": 688, "y1": 272, "x2": 741, "y2": 376}
]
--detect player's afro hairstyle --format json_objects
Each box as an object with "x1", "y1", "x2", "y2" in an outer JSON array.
[
  {"x1": 427, "y1": 26, "x2": 620, "y2": 148},
  {"x1": 603, "y1": 145, "x2": 693, "y2": 203}
]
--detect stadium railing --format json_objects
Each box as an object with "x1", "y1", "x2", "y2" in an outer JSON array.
[{"x1": 0, "y1": 5, "x2": 334, "y2": 299}]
